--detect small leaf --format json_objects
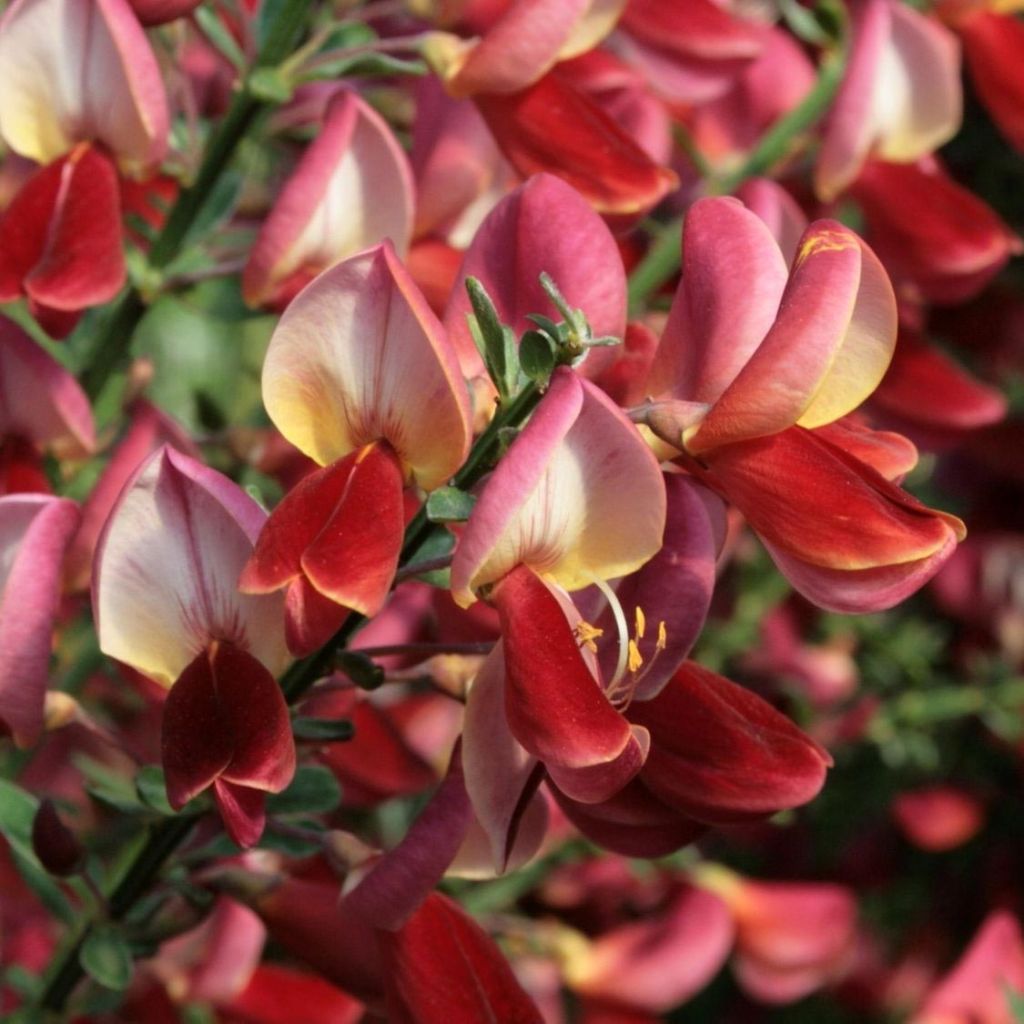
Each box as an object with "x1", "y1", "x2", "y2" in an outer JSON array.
[
  {"x1": 135, "y1": 766, "x2": 175, "y2": 816},
  {"x1": 519, "y1": 330, "x2": 557, "y2": 383},
  {"x1": 524, "y1": 313, "x2": 562, "y2": 340},
  {"x1": 265, "y1": 765, "x2": 342, "y2": 816},
  {"x1": 292, "y1": 717, "x2": 356, "y2": 742},
  {"x1": 1006, "y1": 985, "x2": 1024, "y2": 1023},
  {"x1": 336, "y1": 650, "x2": 385, "y2": 690},
  {"x1": 426, "y1": 486, "x2": 477, "y2": 523},
  {"x1": 195, "y1": 5, "x2": 246, "y2": 71},
  {"x1": 401, "y1": 528, "x2": 455, "y2": 588},
  {"x1": 304, "y1": 53, "x2": 427, "y2": 80},
  {"x1": 80, "y1": 926, "x2": 134, "y2": 991},
  {"x1": 180, "y1": 172, "x2": 244, "y2": 253},
  {"x1": 466, "y1": 277, "x2": 518, "y2": 399}
]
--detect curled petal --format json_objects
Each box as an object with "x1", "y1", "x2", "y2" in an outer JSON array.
[
  {"x1": 811, "y1": 416, "x2": 919, "y2": 480},
  {"x1": 243, "y1": 90, "x2": 414, "y2": 309},
  {"x1": 0, "y1": 144, "x2": 124, "y2": 329},
  {"x1": 628, "y1": 663, "x2": 831, "y2": 823},
  {"x1": 687, "y1": 221, "x2": 897, "y2": 452},
  {"x1": 0, "y1": 315, "x2": 94, "y2": 457},
  {"x1": 0, "y1": 0, "x2": 169, "y2": 174},
  {"x1": 444, "y1": 173, "x2": 627, "y2": 381},
  {"x1": 735, "y1": 178, "x2": 809, "y2": 267},
  {"x1": 0, "y1": 494, "x2": 80, "y2": 746},
  {"x1": 94, "y1": 447, "x2": 289, "y2": 687},
  {"x1": 261, "y1": 242, "x2": 471, "y2": 490},
  {"x1": 493, "y1": 565, "x2": 648, "y2": 804},
  {"x1": 452, "y1": 369, "x2": 666, "y2": 602},
  {"x1": 475, "y1": 71, "x2": 678, "y2": 217},
  {"x1": 646, "y1": 197, "x2": 788, "y2": 406}
]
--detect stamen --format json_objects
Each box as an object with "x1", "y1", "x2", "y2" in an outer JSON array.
[
  {"x1": 573, "y1": 620, "x2": 604, "y2": 653},
  {"x1": 628, "y1": 639, "x2": 643, "y2": 673},
  {"x1": 634, "y1": 606, "x2": 646, "y2": 640},
  {"x1": 657, "y1": 621, "x2": 667, "y2": 651}
]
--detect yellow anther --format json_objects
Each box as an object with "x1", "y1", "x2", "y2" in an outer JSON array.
[
  {"x1": 574, "y1": 620, "x2": 604, "y2": 653},
  {"x1": 628, "y1": 639, "x2": 644, "y2": 673},
  {"x1": 634, "y1": 606, "x2": 646, "y2": 640},
  {"x1": 657, "y1": 621, "x2": 667, "y2": 651}
]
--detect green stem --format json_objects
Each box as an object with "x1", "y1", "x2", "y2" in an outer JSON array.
[
  {"x1": 281, "y1": 381, "x2": 542, "y2": 703},
  {"x1": 38, "y1": 815, "x2": 198, "y2": 1013},
  {"x1": 79, "y1": 0, "x2": 314, "y2": 403}
]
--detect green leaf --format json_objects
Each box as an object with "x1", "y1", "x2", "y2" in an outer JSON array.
[
  {"x1": 292, "y1": 717, "x2": 356, "y2": 742},
  {"x1": 194, "y1": 6, "x2": 246, "y2": 71},
  {"x1": 426, "y1": 486, "x2": 477, "y2": 523},
  {"x1": 0, "y1": 780, "x2": 75, "y2": 923},
  {"x1": 304, "y1": 53, "x2": 427, "y2": 80},
  {"x1": 135, "y1": 766, "x2": 175, "y2": 816},
  {"x1": 519, "y1": 330, "x2": 558, "y2": 383},
  {"x1": 336, "y1": 650, "x2": 385, "y2": 689},
  {"x1": 77, "y1": 756, "x2": 144, "y2": 814},
  {"x1": 465, "y1": 277, "x2": 518, "y2": 399},
  {"x1": 265, "y1": 765, "x2": 342, "y2": 816},
  {"x1": 1005, "y1": 985, "x2": 1024, "y2": 1023},
  {"x1": 80, "y1": 925, "x2": 134, "y2": 991}
]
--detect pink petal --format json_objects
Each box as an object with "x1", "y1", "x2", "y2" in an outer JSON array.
[
  {"x1": 569, "y1": 885, "x2": 735, "y2": 1013},
  {"x1": 451, "y1": 369, "x2": 666, "y2": 602},
  {"x1": 243, "y1": 89, "x2": 414, "y2": 308},
  {"x1": 344, "y1": 747, "x2": 474, "y2": 931},
  {"x1": 261, "y1": 242, "x2": 471, "y2": 491},
  {"x1": 0, "y1": 493, "x2": 79, "y2": 745},
  {"x1": 493, "y1": 565, "x2": 647, "y2": 804},
  {"x1": 461, "y1": 645, "x2": 545, "y2": 873},
  {"x1": 687, "y1": 221, "x2": 897, "y2": 452},
  {"x1": 0, "y1": 314, "x2": 94, "y2": 456},
  {"x1": 93, "y1": 447, "x2": 289, "y2": 687},
  {"x1": 443, "y1": 173, "x2": 627, "y2": 381},
  {"x1": 646, "y1": 196, "x2": 788, "y2": 407},
  {"x1": 0, "y1": 0, "x2": 169, "y2": 174},
  {"x1": 815, "y1": 0, "x2": 961, "y2": 200},
  {"x1": 735, "y1": 179, "x2": 809, "y2": 267}
]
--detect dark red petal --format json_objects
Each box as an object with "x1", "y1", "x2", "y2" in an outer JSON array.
[
  {"x1": 213, "y1": 641, "x2": 296, "y2": 795},
  {"x1": 475, "y1": 71, "x2": 677, "y2": 217},
  {"x1": 493, "y1": 565, "x2": 645, "y2": 804},
  {"x1": 553, "y1": 780, "x2": 706, "y2": 858},
  {"x1": 300, "y1": 441, "x2": 406, "y2": 618},
  {"x1": 162, "y1": 647, "x2": 234, "y2": 809},
  {"x1": 379, "y1": 892, "x2": 543, "y2": 1024},
  {"x1": 240, "y1": 455, "x2": 361, "y2": 594},
  {"x1": 213, "y1": 778, "x2": 267, "y2": 849},
  {"x1": 628, "y1": 663, "x2": 831, "y2": 823}
]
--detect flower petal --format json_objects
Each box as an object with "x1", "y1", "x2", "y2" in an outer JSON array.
[
  {"x1": 261, "y1": 242, "x2": 471, "y2": 490},
  {"x1": 0, "y1": 0, "x2": 169, "y2": 174},
  {"x1": 474, "y1": 70, "x2": 678, "y2": 217},
  {"x1": 0, "y1": 494, "x2": 79, "y2": 746},
  {"x1": 493, "y1": 565, "x2": 647, "y2": 804},
  {"x1": 646, "y1": 196, "x2": 788, "y2": 406},
  {"x1": 686, "y1": 221, "x2": 896, "y2": 452},
  {"x1": 629, "y1": 663, "x2": 831, "y2": 823},
  {"x1": 443, "y1": 173, "x2": 627, "y2": 381},
  {"x1": 243, "y1": 90, "x2": 414, "y2": 308},
  {"x1": 452, "y1": 369, "x2": 666, "y2": 602},
  {"x1": 94, "y1": 447, "x2": 289, "y2": 687}
]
